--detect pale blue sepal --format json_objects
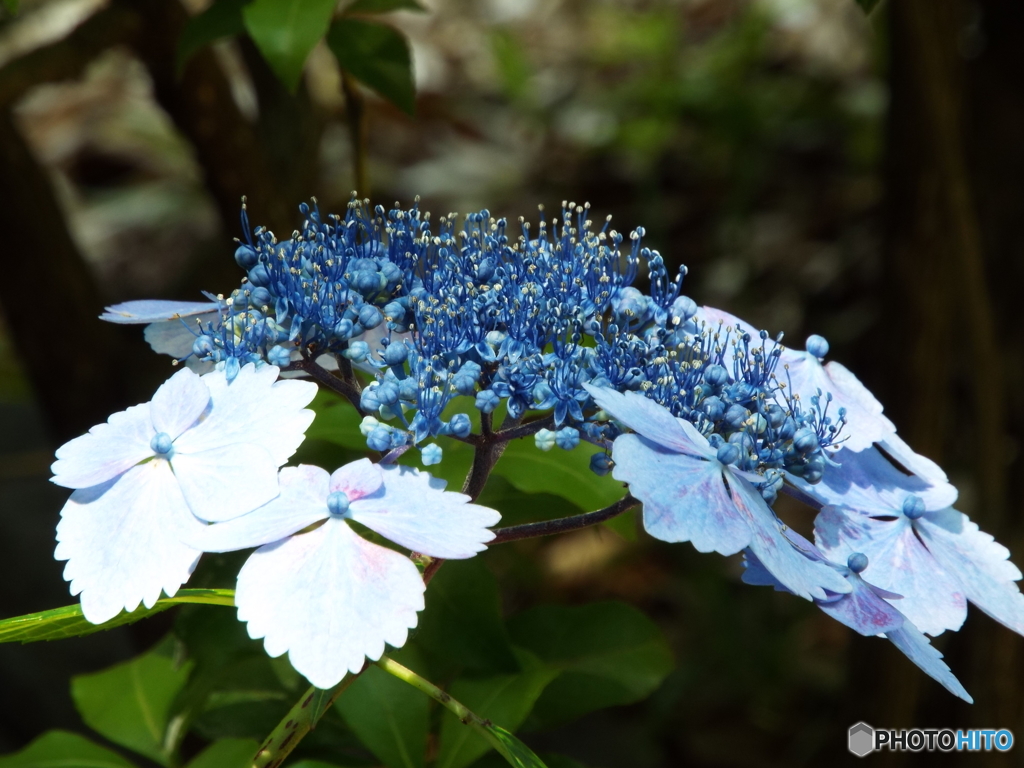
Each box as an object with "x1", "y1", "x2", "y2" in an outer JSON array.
[
  {"x1": 175, "y1": 364, "x2": 316, "y2": 466},
  {"x1": 236, "y1": 518, "x2": 425, "y2": 689},
  {"x1": 885, "y1": 624, "x2": 973, "y2": 703},
  {"x1": 149, "y1": 367, "x2": 210, "y2": 441},
  {"x1": 55, "y1": 461, "x2": 204, "y2": 624},
  {"x1": 50, "y1": 403, "x2": 154, "y2": 489},
  {"x1": 171, "y1": 443, "x2": 281, "y2": 523},
  {"x1": 614, "y1": 433, "x2": 849, "y2": 600},
  {"x1": 185, "y1": 465, "x2": 330, "y2": 552},
  {"x1": 917, "y1": 508, "x2": 1024, "y2": 637},
  {"x1": 100, "y1": 299, "x2": 221, "y2": 324},
  {"x1": 583, "y1": 384, "x2": 711, "y2": 458},
  {"x1": 815, "y1": 505, "x2": 968, "y2": 636},
  {"x1": 791, "y1": 443, "x2": 958, "y2": 515},
  {"x1": 350, "y1": 464, "x2": 501, "y2": 559}
]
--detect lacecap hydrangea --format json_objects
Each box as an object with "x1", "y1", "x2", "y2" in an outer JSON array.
[{"x1": 75, "y1": 198, "x2": 1024, "y2": 699}]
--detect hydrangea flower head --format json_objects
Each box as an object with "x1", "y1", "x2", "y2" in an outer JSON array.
[
  {"x1": 51, "y1": 364, "x2": 316, "y2": 623},
  {"x1": 584, "y1": 384, "x2": 850, "y2": 600},
  {"x1": 188, "y1": 458, "x2": 500, "y2": 688}
]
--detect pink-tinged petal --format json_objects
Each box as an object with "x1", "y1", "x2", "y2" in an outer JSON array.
[
  {"x1": 584, "y1": 385, "x2": 713, "y2": 458},
  {"x1": 790, "y1": 444, "x2": 958, "y2": 515},
  {"x1": 814, "y1": 506, "x2": 967, "y2": 635},
  {"x1": 100, "y1": 300, "x2": 221, "y2": 324},
  {"x1": 236, "y1": 519, "x2": 425, "y2": 689},
  {"x1": 779, "y1": 353, "x2": 895, "y2": 452},
  {"x1": 612, "y1": 434, "x2": 748, "y2": 554},
  {"x1": 350, "y1": 464, "x2": 500, "y2": 559},
  {"x1": 185, "y1": 465, "x2": 330, "y2": 552},
  {"x1": 917, "y1": 508, "x2": 1024, "y2": 637},
  {"x1": 329, "y1": 458, "x2": 383, "y2": 502},
  {"x1": 885, "y1": 624, "x2": 973, "y2": 703},
  {"x1": 172, "y1": 443, "x2": 280, "y2": 522},
  {"x1": 51, "y1": 403, "x2": 154, "y2": 489},
  {"x1": 877, "y1": 433, "x2": 951, "y2": 488},
  {"x1": 55, "y1": 461, "x2": 204, "y2": 624},
  {"x1": 817, "y1": 573, "x2": 905, "y2": 636},
  {"x1": 729, "y1": 475, "x2": 851, "y2": 600},
  {"x1": 150, "y1": 368, "x2": 210, "y2": 441},
  {"x1": 174, "y1": 364, "x2": 316, "y2": 465}
]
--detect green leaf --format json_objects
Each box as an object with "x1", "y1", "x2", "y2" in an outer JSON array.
[
  {"x1": 327, "y1": 18, "x2": 416, "y2": 114},
  {"x1": 177, "y1": 0, "x2": 250, "y2": 73},
  {"x1": 305, "y1": 390, "x2": 369, "y2": 450},
  {"x1": 507, "y1": 602, "x2": 673, "y2": 729},
  {"x1": 0, "y1": 589, "x2": 235, "y2": 645},
  {"x1": 1, "y1": 0, "x2": 18, "y2": 16},
  {"x1": 243, "y1": 0, "x2": 338, "y2": 91},
  {"x1": 437, "y1": 661, "x2": 557, "y2": 768},
  {"x1": 483, "y1": 726, "x2": 549, "y2": 768},
  {"x1": 184, "y1": 739, "x2": 259, "y2": 768},
  {"x1": 70, "y1": 641, "x2": 194, "y2": 766},
  {"x1": 491, "y1": 30, "x2": 531, "y2": 100},
  {"x1": 416, "y1": 558, "x2": 520, "y2": 676},
  {"x1": 334, "y1": 647, "x2": 429, "y2": 768},
  {"x1": 855, "y1": 0, "x2": 882, "y2": 13},
  {"x1": 0, "y1": 731, "x2": 137, "y2": 768},
  {"x1": 289, "y1": 762, "x2": 353, "y2": 768},
  {"x1": 345, "y1": 0, "x2": 425, "y2": 12},
  {"x1": 493, "y1": 439, "x2": 625, "y2": 515}
]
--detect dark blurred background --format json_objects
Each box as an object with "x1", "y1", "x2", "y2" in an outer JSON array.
[{"x1": 1, "y1": 0, "x2": 1023, "y2": 765}]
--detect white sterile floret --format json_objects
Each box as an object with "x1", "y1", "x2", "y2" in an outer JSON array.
[
  {"x1": 50, "y1": 364, "x2": 316, "y2": 623},
  {"x1": 187, "y1": 459, "x2": 501, "y2": 688}
]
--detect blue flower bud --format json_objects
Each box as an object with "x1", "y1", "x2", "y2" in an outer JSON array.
[
  {"x1": 267, "y1": 345, "x2": 291, "y2": 368},
  {"x1": 224, "y1": 356, "x2": 241, "y2": 381},
  {"x1": 421, "y1": 444, "x2": 443, "y2": 466},
  {"x1": 705, "y1": 365, "x2": 730, "y2": 389},
  {"x1": 793, "y1": 427, "x2": 819, "y2": 454},
  {"x1": 376, "y1": 381, "x2": 400, "y2": 406},
  {"x1": 765, "y1": 404, "x2": 786, "y2": 430},
  {"x1": 354, "y1": 269, "x2": 384, "y2": 295},
  {"x1": 248, "y1": 264, "x2": 271, "y2": 287},
  {"x1": 192, "y1": 335, "x2": 216, "y2": 358},
  {"x1": 555, "y1": 427, "x2": 580, "y2": 450},
  {"x1": 801, "y1": 454, "x2": 825, "y2": 483},
  {"x1": 399, "y1": 378, "x2": 419, "y2": 401},
  {"x1": 327, "y1": 491, "x2": 350, "y2": 517},
  {"x1": 448, "y1": 413, "x2": 472, "y2": 438},
  {"x1": 358, "y1": 304, "x2": 383, "y2": 330},
  {"x1": 716, "y1": 443, "x2": 741, "y2": 465},
  {"x1": 384, "y1": 342, "x2": 409, "y2": 367},
  {"x1": 249, "y1": 287, "x2": 272, "y2": 307},
  {"x1": 235, "y1": 244, "x2": 258, "y2": 270},
  {"x1": 805, "y1": 334, "x2": 830, "y2": 359},
  {"x1": 700, "y1": 396, "x2": 725, "y2": 421},
  {"x1": 778, "y1": 417, "x2": 797, "y2": 441},
  {"x1": 670, "y1": 295, "x2": 698, "y2": 323},
  {"x1": 590, "y1": 452, "x2": 613, "y2": 476},
  {"x1": 383, "y1": 301, "x2": 406, "y2": 323},
  {"x1": 724, "y1": 404, "x2": 749, "y2": 430},
  {"x1": 476, "y1": 389, "x2": 501, "y2": 413},
  {"x1": 333, "y1": 319, "x2": 354, "y2": 339},
  {"x1": 342, "y1": 341, "x2": 370, "y2": 362},
  {"x1": 847, "y1": 552, "x2": 869, "y2": 573},
  {"x1": 150, "y1": 432, "x2": 173, "y2": 455},
  {"x1": 360, "y1": 387, "x2": 382, "y2": 412},
  {"x1": 367, "y1": 426, "x2": 394, "y2": 452},
  {"x1": 902, "y1": 495, "x2": 926, "y2": 519}
]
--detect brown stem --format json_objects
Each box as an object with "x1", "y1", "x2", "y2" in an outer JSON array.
[
  {"x1": 490, "y1": 494, "x2": 638, "y2": 544},
  {"x1": 294, "y1": 358, "x2": 364, "y2": 413}
]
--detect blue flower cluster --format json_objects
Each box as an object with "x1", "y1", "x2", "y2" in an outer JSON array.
[{"x1": 184, "y1": 199, "x2": 842, "y2": 490}]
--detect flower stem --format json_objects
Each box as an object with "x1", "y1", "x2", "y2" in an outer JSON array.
[
  {"x1": 490, "y1": 494, "x2": 638, "y2": 544},
  {"x1": 251, "y1": 673, "x2": 360, "y2": 768},
  {"x1": 376, "y1": 655, "x2": 489, "y2": 727},
  {"x1": 292, "y1": 358, "x2": 364, "y2": 414}
]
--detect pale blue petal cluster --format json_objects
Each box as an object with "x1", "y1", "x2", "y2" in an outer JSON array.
[
  {"x1": 186, "y1": 459, "x2": 501, "y2": 688},
  {"x1": 51, "y1": 365, "x2": 316, "y2": 623},
  {"x1": 741, "y1": 531, "x2": 972, "y2": 703}
]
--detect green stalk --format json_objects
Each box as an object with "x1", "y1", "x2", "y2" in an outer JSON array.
[{"x1": 251, "y1": 675, "x2": 359, "y2": 768}]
